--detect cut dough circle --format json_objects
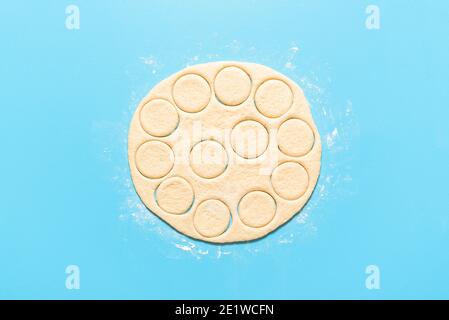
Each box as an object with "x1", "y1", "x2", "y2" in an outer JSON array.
[
  {"x1": 214, "y1": 66, "x2": 251, "y2": 106},
  {"x1": 140, "y1": 99, "x2": 179, "y2": 137},
  {"x1": 194, "y1": 199, "x2": 231, "y2": 238},
  {"x1": 271, "y1": 162, "x2": 309, "y2": 200},
  {"x1": 173, "y1": 74, "x2": 211, "y2": 113},
  {"x1": 190, "y1": 140, "x2": 228, "y2": 179},
  {"x1": 135, "y1": 141, "x2": 174, "y2": 179},
  {"x1": 255, "y1": 79, "x2": 293, "y2": 118},
  {"x1": 238, "y1": 191, "x2": 276, "y2": 228},
  {"x1": 128, "y1": 61, "x2": 321, "y2": 243},
  {"x1": 155, "y1": 177, "x2": 194, "y2": 214},
  {"x1": 278, "y1": 118, "x2": 315, "y2": 156},
  {"x1": 231, "y1": 120, "x2": 269, "y2": 159}
]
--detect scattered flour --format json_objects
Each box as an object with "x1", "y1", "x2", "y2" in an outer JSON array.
[{"x1": 92, "y1": 40, "x2": 358, "y2": 259}]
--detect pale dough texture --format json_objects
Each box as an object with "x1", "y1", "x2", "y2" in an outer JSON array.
[
  {"x1": 140, "y1": 99, "x2": 179, "y2": 137},
  {"x1": 190, "y1": 140, "x2": 228, "y2": 179},
  {"x1": 128, "y1": 61, "x2": 321, "y2": 243},
  {"x1": 214, "y1": 66, "x2": 252, "y2": 106},
  {"x1": 194, "y1": 199, "x2": 231, "y2": 238},
  {"x1": 238, "y1": 191, "x2": 277, "y2": 228}
]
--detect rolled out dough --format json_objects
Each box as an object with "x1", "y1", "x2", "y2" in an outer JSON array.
[{"x1": 128, "y1": 61, "x2": 321, "y2": 243}]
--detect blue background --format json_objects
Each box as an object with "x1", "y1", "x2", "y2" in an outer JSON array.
[{"x1": 1, "y1": 1, "x2": 448, "y2": 299}]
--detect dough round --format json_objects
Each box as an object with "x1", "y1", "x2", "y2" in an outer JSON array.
[
  {"x1": 231, "y1": 120, "x2": 269, "y2": 159},
  {"x1": 194, "y1": 199, "x2": 231, "y2": 238},
  {"x1": 173, "y1": 74, "x2": 211, "y2": 112},
  {"x1": 190, "y1": 140, "x2": 228, "y2": 179},
  {"x1": 278, "y1": 118, "x2": 315, "y2": 156},
  {"x1": 238, "y1": 191, "x2": 276, "y2": 228},
  {"x1": 255, "y1": 79, "x2": 293, "y2": 118},
  {"x1": 135, "y1": 141, "x2": 174, "y2": 179},
  {"x1": 128, "y1": 61, "x2": 321, "y2": 243},
  {"x1": 271, "y1": 162, "x2": 309, "y2": 200},
  {"x1": 155, "y1": 177, "x2": 194, "y2": 214},
  {"x1": 214, "y1": 66, "x2": 251, "y2": 106},
  {"x1": 140, "y1": 99, "x2": 179, "y2": 137}
]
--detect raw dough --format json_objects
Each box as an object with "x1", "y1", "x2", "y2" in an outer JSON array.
[
  {"x1": 278, "y1": 118, "x2": 315, "y2": 156},
  {"x1": 271, "y1": 162, "x2": 309, "y2": 200},
  {"x1": 238, "y1": 191, "x2": 276, "y2": 228},
  {"x1": 173, "y1": 74, "x2": 211, "y2": 113},
  {"x1": 194, "y1": 199, "x2": 231, "y2": 238},
  {"x1": 128, "y1": 62, "x2": 321, "y2": 243},
  {"x1": 190, "y1": 140, "x2": 228, "y2": 179},
  {"x1": 140, "y1": 99, "x2": 179, "y2": 137},
  {"x1": 214, "y1": 66, "x2": 251, "y2": 106},
  {"x1": 255, "y1": 79, "x2": 293, "y2": 118},
  {"x1": 155, "y1": 176, "x2": 194, "y2": 214},
  {"x1": 231, "y1": 120, "x2": 269, "y2": 159},
  {"x1": 135, "y1": 141, "x2": 174, "y2": 179}
]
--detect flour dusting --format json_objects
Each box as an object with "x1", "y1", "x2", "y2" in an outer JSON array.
[{"x1": 92, "y1": 40, "x2": 358, "y2": 260}]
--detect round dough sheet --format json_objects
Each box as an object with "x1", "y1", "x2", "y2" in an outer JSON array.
[{"x1": 128, "y1": 61, "x2": 321, "y2": 243}]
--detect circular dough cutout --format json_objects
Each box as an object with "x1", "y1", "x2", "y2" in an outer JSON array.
[
  {"x1": 231, "y1": 120, "x2": 269, "y2": 159},
  {"x1": 214, "y1": 66, "x2": 251, "y2": 106},
  {"x1": 155, "y1": 177, "x2": 194, "y2": 214},
  {"x1": 238, "y1": 191, "x2": 277, "y2": 228},
  {"x1": 278, "y1": 118, "x2": 315, "y2": 156},
  {"x1": 255, "y1": 79, "x2": 293, "y2": 118},
  {"x1": 173, "y1": 74, "x2": 211, "y2": 112},
  {"x1": 135, "y1": 141, "x2": 174, "y2": 179},
  {"x1": 190, "y1": 140, "x2": 228, "y2": 179},
  {"x1": 194, "y1": 199, "x2": 231, "y2": 238},
  {"x1": 140, "y1": 99, "x2": 179, "y2": 137},
  {"x1": 271, "y1": 162, "x2": 309, "y2": 200}
]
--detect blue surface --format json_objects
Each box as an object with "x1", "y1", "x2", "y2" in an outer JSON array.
[{"x1": 1, "y1": 1, "x2": 449, "y2": 299}]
